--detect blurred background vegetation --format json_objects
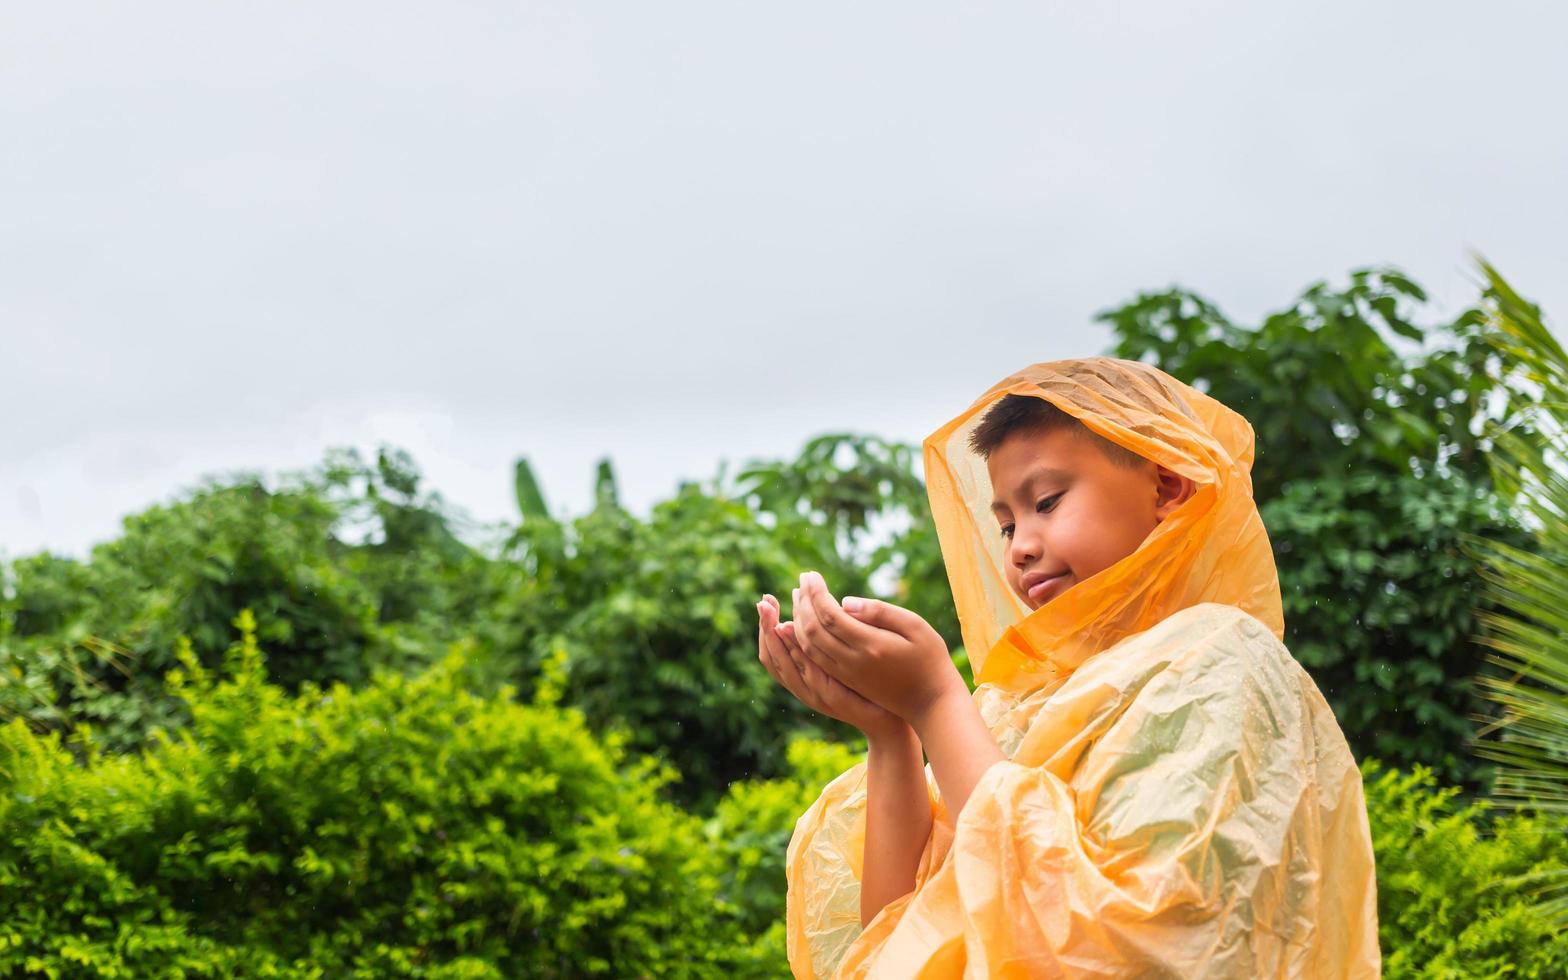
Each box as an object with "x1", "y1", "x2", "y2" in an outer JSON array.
[{"x1": 3, "y1": 263, "x2": 1565, "y2": 977}]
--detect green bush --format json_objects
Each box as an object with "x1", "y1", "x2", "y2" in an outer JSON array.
[
  {"x1": 0, "y1": 613, "x2": 747, "y2": 977},
  {"x1": 707, "y1": 736, "x2": 863, "y2": 971},
  {"x1": 1363, "y1": 759, "x2": 1568, "y2": 977}
]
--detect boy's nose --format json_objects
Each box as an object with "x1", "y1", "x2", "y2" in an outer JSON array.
[{"x1": 1009, "y1": 529, "x2": 1041, "y2": 567}]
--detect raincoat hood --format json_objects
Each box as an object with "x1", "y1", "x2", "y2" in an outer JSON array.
[{"x1": 921, "y1": 356, "x2": 1284, "y2": 687}]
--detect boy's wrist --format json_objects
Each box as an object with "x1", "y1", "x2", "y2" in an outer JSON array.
[
  {"x1": 865, "y1": 718, "x2": 919, "y2": 750},
  {"x1": 907, "y1": 679, "x2": 976, "y2": 742}
]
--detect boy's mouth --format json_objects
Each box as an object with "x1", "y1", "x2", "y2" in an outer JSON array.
[{"x1": 1023, "y1": 570, "x2": 1071, "y2": 604}]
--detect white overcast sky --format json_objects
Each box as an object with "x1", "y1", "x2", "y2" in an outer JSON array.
[{"x1": 3, "y1": 2, "x2": 1566, "y2": 559}]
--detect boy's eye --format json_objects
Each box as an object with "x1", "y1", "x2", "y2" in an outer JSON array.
[{"x1": 999, "y1": 494, "x2": 1062, "y2": 539}]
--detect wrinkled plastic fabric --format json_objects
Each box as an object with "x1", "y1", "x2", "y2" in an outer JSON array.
[{"x1": 785, "y1": 358, "x2": 1381, "y2": 978}]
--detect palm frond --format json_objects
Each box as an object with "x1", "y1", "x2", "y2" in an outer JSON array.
[{"x1": 1469, "y1": 258, "x2": 1568, "y2": 923}]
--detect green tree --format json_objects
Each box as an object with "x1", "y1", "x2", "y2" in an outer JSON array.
[
  {"x1": 736, "y1": 433, "x2": 960, "y2": 653},
  {"x1": 317, "y1": 447, "x2": 506, "y2": 670},
  {"x1": 487, "y1": 461, "x2": 843, "y2": 808},
  {"x1": 1101, "y1": 267, "x2": 1531, "y2": 786},
  {"x1": 0, "y1": 449, "x2": 498, "y2": 753},
  {"x1": 1, "y1": 478, "x2": 381, "y2": 750}
]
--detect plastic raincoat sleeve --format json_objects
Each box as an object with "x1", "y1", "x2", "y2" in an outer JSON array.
[
  {"x1": 784, "y1": 756, "x2": 952, "y2": 976},
  {"x1": 785, "y1": 605, "x2": 1380, "y2": 978}
]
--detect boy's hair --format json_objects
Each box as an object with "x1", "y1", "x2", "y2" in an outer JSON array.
[{"x1": 969, "y1": 394, "x2": 1148, "y2": 469}]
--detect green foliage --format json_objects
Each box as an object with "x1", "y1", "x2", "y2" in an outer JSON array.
[
  {"x1": 707, "y1": 735, "x2": 863, "y2": 960},
  {"x1": 1102, "y1": 267, "x2": 1530, "y2": 787},
  {"x1": 0, "y1": 614, "x2": 750, "y2": 977},
  {"x1": 87, "y1": 478, "x2": 377, "y2": 687},
  {"x1": 1363, "y1": 759, "x2": 1568, "y2": 978},
  {"x1": 1100, "y1": 268, "x2": 1516, "y2": 496},
  {"x1": 0, "y1": 448, "x2": 499, "y2": 756},
  {"x1": 1, "y1": 478, "x2": 380, "y2": 752},
  {"x1": 2, "y1": 551, "x2": 96, "y2": 638},
  {"x1": 316, "y1": 448, "x2": 505, "y2": 672},
  {"x1": 1263, "y1": 472, "x2": 1515, "y2": 783},
  {"x1": 498, "y1": 484, "x2": 839, "y2": 806},
  {"x1": 736, "y1": 433, "x2": 960, "y2": 651},
  {"x1": 1468, "y1": 258, "x2": 1568, "y2": 923},
  {"x1": 512, "y1": 458, "x2": 550, "y2": 524},
  {"x1": 4, "y1": 263, "x2": 1561, "y2": 972},
  {"x1": 492, "y1": 437, "x2": 965, "y2": 807},
  {"x1": 0, "y1": 442, "x2": 920, "y2": 810}
]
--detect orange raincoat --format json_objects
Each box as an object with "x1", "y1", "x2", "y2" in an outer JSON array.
[{"x1": 785, "y1": 358, "x2": 1381, "y2": 978}]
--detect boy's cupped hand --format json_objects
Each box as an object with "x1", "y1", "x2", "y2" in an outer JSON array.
[
  {"x1": 785, "y1": 571, "x2": 966, "y2": 729},
  {"x1": 757, "y1": 594, "x2": 906, "y2": 741}
]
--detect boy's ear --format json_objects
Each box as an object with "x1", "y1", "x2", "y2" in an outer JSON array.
[{"x1": 1153, "y1": 464, "x2": 1196, "y2": 522}]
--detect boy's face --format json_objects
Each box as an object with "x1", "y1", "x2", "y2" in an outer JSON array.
[{"x1": 986, "y1": 426, "x2": 1191, "y2": 610}]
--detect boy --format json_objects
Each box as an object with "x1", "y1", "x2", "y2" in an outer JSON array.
[{"x1": 757, "y1": 358, "x2": 1380, "y2": 978}]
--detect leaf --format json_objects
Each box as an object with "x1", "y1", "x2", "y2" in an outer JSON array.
[
  {"x1": 513, "y1": 458, "x2": 551, "y2": 524},
  {"x1": 1469, "y1": 256, "x2": 1568, "y2": 926},
  {"x1": 594, "y1": 459, "x2": 620, "y2": 512}
]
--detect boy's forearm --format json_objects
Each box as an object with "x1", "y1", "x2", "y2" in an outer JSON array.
[
  {"x1": 860, "y1": 724, "x2": 931, "y2": 928},
  {"x1": 910, "y1": 682, "x2": 1005, "y2": 825}
]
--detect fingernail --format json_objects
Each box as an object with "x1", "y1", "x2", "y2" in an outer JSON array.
[
  {"x1": 843, "y1": 596, "x2": 864, "y2": 613},
  {"x1": 799, "y1": 571, "x2": 808, "y2": 589}
]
